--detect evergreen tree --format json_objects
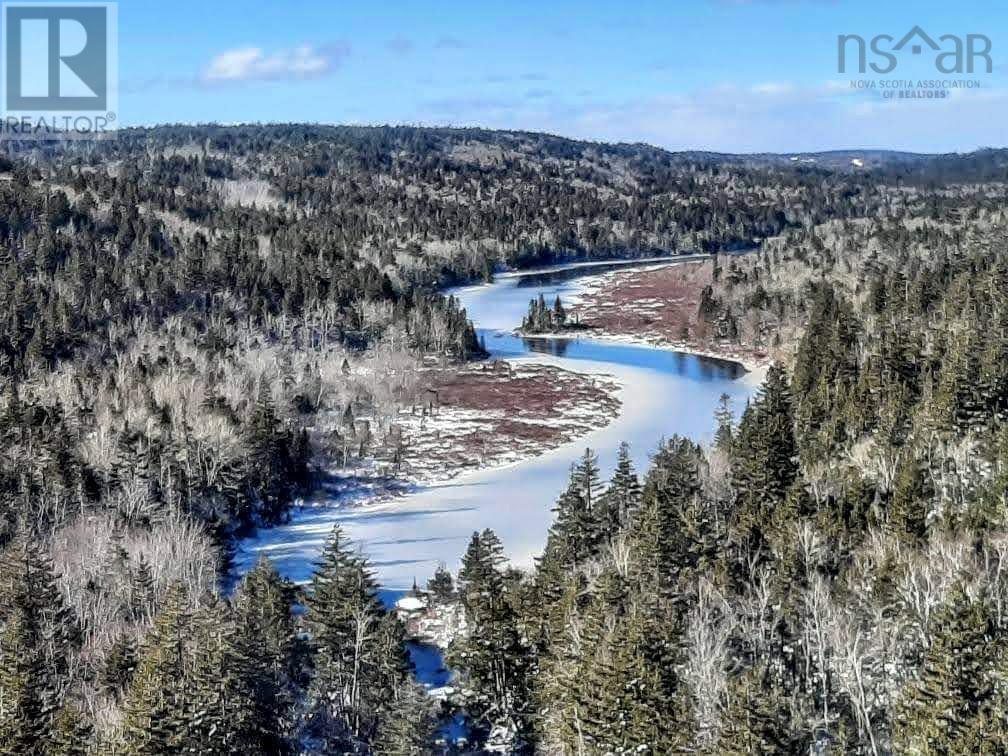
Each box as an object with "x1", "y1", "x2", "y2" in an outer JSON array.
[
  {"x1": 597, "y1": 441, "x2": 641, "y2": 536},
  {"x1": 120, "y1": 583, "x2": 195, "y2": 754},
  {"x1": 49, "y1": 704, "x2": 93, "y2": 756},
  {"x1": 244, "y1": 382, "x2": 300, "y2": 525},
  {"x1": 0, "y1": 606, "x2": 52, "y2": 754},
  {"x1": 229, "y1": 556, "x2": 302, "y2": 753},
  {"x1": 186, "y1": 597, "x2": 245, "y2": 753},
  {"x1": 552, "y1": 295, "x2": 567, "y2": 327},
  {"x1": 718, "y1": 667, "x2": 805, "y2": 755},
  {"x1": 572, "y1": 447, "x2": 602, "y2": 513},
  {"x1": 100, "y1": 634, "x2": 138, "y2": 701},
  {"x1": 893, "y1": 585, "x2": 1008, "y2": 754},
  {"x1": 539, "y1": 473, "x2": 597, "y2": 575},
  {"x1": 630, "y1": 437, "x2": 710, "y2": 591},
  {"x1": 730, "y1": 363, "x2": 798, "y2": 560},
  {"x1": 305, "y1": 527, "x2": 410, "y2": 751},
  {"x1": 426, "y1": 562, "x2": 455, "y2": 603},
  {"x1": 130, "y1": 553, "x2": 155, "y2": 622},
  {"x1": 577, "y1": 595, "x2": 692, "y2": 754},
  {"x1": 371, "y1": 681, "x2": 438, "y2": 755},
  {"x1": 887, "y1": 455, "x2": 931, "y2": 545},
  {"x1": 0, "y1": 538, "x2": 79, "y2": 754},
  {"x1": 449, "y1": 530, "x2": 533, "y2": 749},
  {"x1": 714, "y1": 392, "x2": 735, "y2": 452}
]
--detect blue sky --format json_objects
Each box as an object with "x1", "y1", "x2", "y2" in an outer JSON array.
[{"x1": 116, "y1": 0, "x2": 1006, "y2": 153}]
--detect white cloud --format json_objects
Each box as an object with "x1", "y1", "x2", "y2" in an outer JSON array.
[
  {"x1": 202, "y1": 43, "x2": 348, "y2": 84},
  {"x1": 419, "y1": 79, "x2": 1008, "y2": 153}
]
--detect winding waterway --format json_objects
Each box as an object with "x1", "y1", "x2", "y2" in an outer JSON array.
[
  {"x1": 230, "y1": 259, "x2": 763, "y2": 738},
  {"x1": 233, "y1": 259, "x2": 762, "y2": 590}
]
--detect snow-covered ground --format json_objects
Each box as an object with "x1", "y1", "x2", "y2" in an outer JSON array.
[
  {"x1": 388, "y1": 363, "x2": 621, "y2": 484},
  {"x1": 567, "y1": 261, "x2": 773, "y2": 371},
  {"x1": 233, "y1": 262, "x2": 763, "y2": 589}
]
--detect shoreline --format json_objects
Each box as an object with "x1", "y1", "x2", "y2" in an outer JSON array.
[
  {"x1": 555, "y1": 257, "x2": 777, "y2": 373},
  {"x1": 231, "y1": 333, "x2": 766, "y2": 588},
  {"x1": 233, "y1": 256, "x2": 768, "y2": 588},
  {"x1": 492, "y1": 253, "x2": 711, "y2": 279},
  {"x1": 513, "y1": 329, "x2": 769, "y2": 374}
]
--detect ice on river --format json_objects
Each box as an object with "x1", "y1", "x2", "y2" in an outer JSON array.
[{"x1": 233, "y1": 262, "x2": 763, "y2": 589}]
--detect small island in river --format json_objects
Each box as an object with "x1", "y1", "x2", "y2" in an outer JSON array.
[{"x1": 518, "y1": 293, "x2": 593, "y2": 335}]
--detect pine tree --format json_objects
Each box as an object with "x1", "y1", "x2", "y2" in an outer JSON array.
[
  {"x1": 718, "y1": 667, "x2": 805, "y2": 755},
  {"x1": 730, "y1": 363, "x2": 798, "y2": 560},
  {"x1": 597, "y1": 441, "x2": 642, "y2": 539},
  {"x1": 449, "y1": 530, "x2": 533, "y2": 749},
  {"x1": 887, "y1": 455, "x2": 931, "y2": 545},
  {"x1": 229, "y1": 556, "x2": 301, "y2": 753},
  {"x1": 305, "y1": 527, "x2": 409, "y2": 750},
  {"x1": 120, "y1": 583, "x2": 195, "y2": 754},
  {"x1": 893, "y1": 585, "x2": 1008, "y2": 754}
]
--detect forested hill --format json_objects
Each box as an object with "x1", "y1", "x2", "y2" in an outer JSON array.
[
  {"x1": 2, "y1": 124, "x2": 1008, "y2": 752},
  {"x1": 17, "y1": 125, "x2": 1000, "y2": 281}
]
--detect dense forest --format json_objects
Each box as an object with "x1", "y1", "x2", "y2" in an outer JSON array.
[{"x1": 1, "y1": 125, "x2": 1008, "y2": 752}]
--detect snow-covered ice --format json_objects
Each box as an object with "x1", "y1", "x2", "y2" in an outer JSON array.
[{"x1": 233, "y1": 263, "x2": 763, "y2": 589}]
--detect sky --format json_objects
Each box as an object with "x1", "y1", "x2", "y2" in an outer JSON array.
[{"x1": 113, "y1": 0, "x2": 1007, "y2": 153}]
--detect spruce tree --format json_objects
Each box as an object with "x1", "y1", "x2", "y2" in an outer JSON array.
[
  {"x1": 371, "y1": 681, "x2": 438, "y2": 755},
  {"x1": 540, "y1": 461, "x2": 601, "y2": 575},
  {"x1": 120, "y1": 583, "x2": 194, "y2": 754},
  {"x1": 597, "y1": 441, "x2": 641, "y2": 536},
  {"x1": 49, "y1": 704, "x2": 93, "y2": 756},
  {"x1": 100, "y1": 634, "x2": 138, "y2": 701},
  {"x1": 887, "y1": 455, "x2": 931, "y2": 545},
  {"x1": 0, "y1": 606, "x2": 52, "y2": 754},
  {"x1": 714, "y1": 392, "x2": 735, "y2": 452},
  {"x1": 426, "y1": 562, "x2": 455, "y2": 603},
  {"x1": 0, "y1": 538, "x2": 79, "y2": 754},
  {"x1": 186, "y1": 597, "x2": 245, "y2": 754},
  {"x1": 718, "y1": 667, "x2": 805, "y2": 755},
  {"x1": 630, "y1": 437, "x2": 709, "y2": 591},
  {"x1": 230, "y1": 556, "x2": 301, "y2": 753},
  {"x1": 893, "y1": 585, "x2": 1008, "y2": 753},
  {"x1": 730, "y1": 363, "x2": 798, "y2": 560},
  {"x1": 572, "y1": 447, "x2": 602, "y2": 513},
  {"x1": 305, "y1": 527, "x2": 409, "y2": 750},
  {"x1": 449, "y1": 530, "x2": 533, "y2": 749}
]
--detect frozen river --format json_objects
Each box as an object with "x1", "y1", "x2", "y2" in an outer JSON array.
[{"x1": 233, "y1": 259, "x2": 762, "y2": 590}]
